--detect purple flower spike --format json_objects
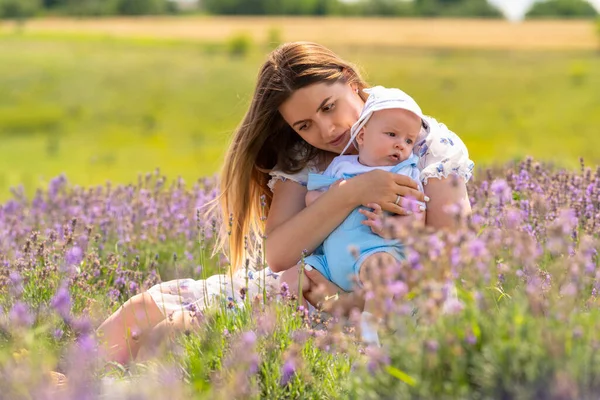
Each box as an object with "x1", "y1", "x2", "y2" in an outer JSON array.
[
  {"x1": 51, "y1": 284, "x2": 72, "y2": 319},
  {"x1": 388, "y1": 281, "x2": 408, "y2": 297},
  {"x1": 241, "y1": 331, "x2": 257, "y2": 346},
  {"x1": 280, "y1": 358, "x2": 296, "y2": 386},
  {"x1": 9, "y1": 301, "x2": 34, "y2": 327},
  {"x1": 490, "y1": 179, "x2": 512, "y2": 203},
  {"x1": 65, "y1": 246, "x2": 84, "y2": 266}
]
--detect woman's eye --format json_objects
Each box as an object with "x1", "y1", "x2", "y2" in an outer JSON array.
[
  {"x1": 322, "y1": 103, "x2": 335, "y2": 112},
  {"x1": 298, "y1": 123, "x2": 309, "y2": 131}
]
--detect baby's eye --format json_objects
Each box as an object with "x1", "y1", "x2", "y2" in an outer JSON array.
[
  {"x1": 322, "y1": 102, "x2": 335, "y2": 112},
  {"x1": 385, "y1": 132, "x2": 396, "y2": 137},
  {"x1": 406, "y1": 138, "x2": 413, "y2": 145}
]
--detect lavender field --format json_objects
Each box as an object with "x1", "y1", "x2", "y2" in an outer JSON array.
[{"x1": 0, "y1": 157, "x2": 598, "y2": 399}]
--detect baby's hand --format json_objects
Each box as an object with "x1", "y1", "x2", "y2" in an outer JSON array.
[{"x1": 359, "y1": 203, "x2": 385, "y2": 236}]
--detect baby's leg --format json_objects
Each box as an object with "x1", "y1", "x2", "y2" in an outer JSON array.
[{"x1": 358, "y1": 252, "x2": 396, "y2": 295}]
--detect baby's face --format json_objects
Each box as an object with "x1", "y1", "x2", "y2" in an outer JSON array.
[{"x1": 356, "y1": 108, "x2": 421, "y2": 167}]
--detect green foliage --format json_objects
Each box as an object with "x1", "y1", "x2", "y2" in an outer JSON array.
[
  {"x1": 414, "y1": 0, "x2": 502, "y2": 17},
  {"x1": 527, "y1": 0, "x2": 599, "y2": 19},
  {"x1": 115, "y1": 0, "x2": 169, "y2": 15},
  {"x1": 28, "y1": 0, "x2": 600, "y2": 18},
  {"x1": 55, "y1": 0, "x2": 119, "y2": 16},
  {"x1": 1, "y1": 37, "x2": 600, "y2": 197},
  {"x1": 201, "y1": 0, "x2": 501, "y2": 17},
  {"x1": 0, "y1": 0, "x2": 40, "y2": 20},
  {"x1": 568, "y1": 61, "x2": 589, "y2": 86},
  {"x1": 0, "y1": 106, "x2": 63, "y2": 135},
  {"x1": 203, "y1": 0, "x2": 327, "y2": 15},
  {"x1": 227, "y1": 32, "x2": 253, "y2": 57},
  {"x1": 266, "y1": 26, "x2": 282, "y2": 50},
  {"x1": 441, "y1": 0, "x2": 503, "y2": 18},
  {"x1": 43, "y1": 0, "x2": 175, "y2": 16}
]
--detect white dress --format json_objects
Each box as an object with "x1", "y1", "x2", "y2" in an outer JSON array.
[{"x1": 147, "y1": 116, "x2": 474, "y2": 316}]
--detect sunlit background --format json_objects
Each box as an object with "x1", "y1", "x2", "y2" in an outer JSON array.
[{"x1": 1, "y1": 0, "x2": 599, "y2": 198}]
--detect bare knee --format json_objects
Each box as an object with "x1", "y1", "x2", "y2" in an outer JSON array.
[
  {"x1": 359, "y1": 253, "x2": 396, "y2": 286},
  {"x1": 110, "y1": 293, "x2": 164, "y2": 339},
  {"x1": 281, "y1": 265, "x2": 313, "y2": 295},
  {"x1": 281, "y1": 266, "x2": 299, "y2": 294}
]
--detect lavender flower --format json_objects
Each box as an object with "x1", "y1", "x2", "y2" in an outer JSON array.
[
  {"x1": 9, "y1": 301, "x2": 34, "y2": 327},
  {"x1": 280, "y1": 357, "x2": 296, "y2": 386},
  {"x1": 65, "y1": 245, "x2": 83, "y2": 266},
  {"x1": 51, "y1": 284, "x2": 72, "y2": 319}
]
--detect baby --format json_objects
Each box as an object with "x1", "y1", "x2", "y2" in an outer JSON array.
[{"x1": 282, "y1": 86, "x2": 428, "y2": 344}]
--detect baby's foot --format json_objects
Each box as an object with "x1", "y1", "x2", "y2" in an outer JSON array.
[{"x1": 360, "y1": 311, "x2": 381, "y2": 347}]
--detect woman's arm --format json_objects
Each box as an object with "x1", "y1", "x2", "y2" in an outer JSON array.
[
  {"x1": 423, "y1": 176, "x2": 471, "y2": 230},
  {"x1": 266, "y1": 178, "x2": 356, "y2": 272},
  {"x1": 305, "y1": 189, "x2": 324, "y2": 207},
  {"x1": 265, "y1": 170, "x2": 425, "y2": 272}
]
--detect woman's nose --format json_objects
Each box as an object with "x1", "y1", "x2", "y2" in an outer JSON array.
[{"x1": 316, "y1": 116, "x2": 335, "y2": 139}]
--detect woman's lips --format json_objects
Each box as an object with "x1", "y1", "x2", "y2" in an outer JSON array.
[{"x1": 329, "y1": 131, "x2": 348, "y2": 147}]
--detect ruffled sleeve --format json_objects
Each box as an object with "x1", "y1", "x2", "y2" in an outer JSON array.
[
  {"x1": 413, "y1": 116, "x2": 475, "y2": 185},
  {"x1": 267, "y1": 166, "x2": 312, "y2": 192}
]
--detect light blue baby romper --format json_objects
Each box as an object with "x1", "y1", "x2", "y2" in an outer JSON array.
[{"x1": 303, "y1": 153, "x2": 423, "y2": 292}]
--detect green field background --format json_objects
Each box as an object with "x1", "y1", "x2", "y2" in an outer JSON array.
[{"x1": 1, "y1": 33, "x2": 599, "y2": 198}]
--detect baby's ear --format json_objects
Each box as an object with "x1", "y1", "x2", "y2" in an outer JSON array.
[{"x1": 355, "y1": 128, "x2": 365, "y2": 145}]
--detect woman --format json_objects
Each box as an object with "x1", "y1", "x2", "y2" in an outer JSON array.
[{"x1": 97, "y1": 42, "x2": 473, "y2": 365}]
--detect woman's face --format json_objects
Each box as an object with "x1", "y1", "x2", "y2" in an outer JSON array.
[{"x1": 278, "y1": 82, "x2": 364, "y2": 155}]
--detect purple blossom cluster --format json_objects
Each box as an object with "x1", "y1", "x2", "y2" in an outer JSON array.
[{"x1": 0, "y1": 157, "x2": 599, "y2": 398}]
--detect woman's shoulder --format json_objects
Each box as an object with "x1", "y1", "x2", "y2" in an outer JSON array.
[
  {"x1": 267, "y1": 158, "x2": 321, "y2": 192},
  {"x1": 414, "y1": 116, "x2": 475, "y2": 185}
]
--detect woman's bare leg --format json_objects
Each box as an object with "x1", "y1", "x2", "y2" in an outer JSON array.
[
  {"x1": 136, "y1": 309, "x2": 202, "y2": 362},
  {"x1": 97, "y1": 293, "x2": 165, "y2": 366}
]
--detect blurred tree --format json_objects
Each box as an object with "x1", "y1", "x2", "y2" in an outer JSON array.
[
  {"x1": 0, "y1": 0, "x2": 40, "y2": 22},
  {"x1": 414, "y1": 0, "x2": 501, "y2": 17},
  {"x1": 527, "y1": 0, "x2": 598, "y2": 18},
  {"x1": 61, "y1": 0, "x2": 118, "y2": 16},
  {"x1": 362, "y1": 0, "x2": 416, "y2": 16},
  {"x1": 414, "y1": 0, "x2": 441, "y2": 16},
  {"x1": 444, "y1": 0, "x2": 502, "y2": 17},
  {"x1": 41, "y1": 0, "x2": 64, "y2": 7},
  {"x1": 203, "y1": 0, "x2": 263, "y2": 15},
  {"x1": 45, "y1": 0, "x2": 175, "y2": 15},
  {"x1": 203, "y1": 0, "x2": 334, "y2": 15},
  {"x1": 115, "y1": 0, "x2": 169, "y2": 15}
]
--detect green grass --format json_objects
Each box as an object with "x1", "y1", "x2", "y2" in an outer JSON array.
[{"x1": 1, "y1": 33, "x2": 599, "y2": 199}]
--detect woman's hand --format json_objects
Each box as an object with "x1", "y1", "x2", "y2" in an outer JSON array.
[
  {"x1": 304, "y1": 267, "x2": 365, "y2": 315},
  {"x1": 350, "y1": 169, "x2": 428, "y2": 216}
]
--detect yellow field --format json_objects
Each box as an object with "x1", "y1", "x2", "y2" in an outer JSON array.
[{"x1": 1, "y1": 16, "x2": 597, "y2": 50}]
